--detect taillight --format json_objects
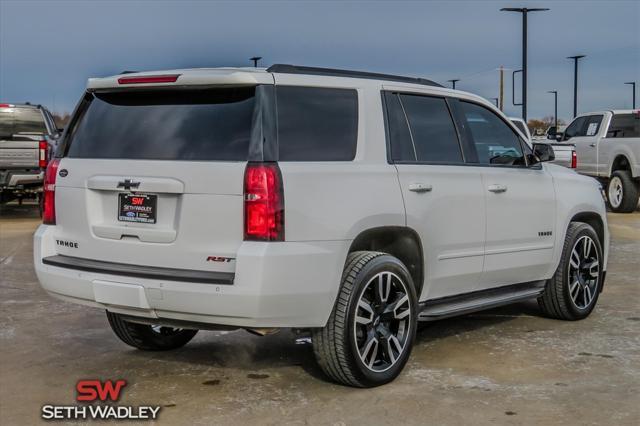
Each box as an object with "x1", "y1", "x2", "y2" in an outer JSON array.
[
  {"x1": 243, "y1": 163, "x2": 284, "y2": 241},
  {"x1": 39, "y1": 140, "x2": 48, "y2": 168},
  {"x1": 43, "y1": 159, "x2": 60, "y2": 225},
  {"x1": 571, "y1": 150, "x2": 577, "y2": 169},
  {"x1": 117, "y1": 74, "x2": 180, "y2": 84}
]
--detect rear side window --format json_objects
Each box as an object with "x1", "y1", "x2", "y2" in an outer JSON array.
[
  {"x1": 0, "y1": 107, "x2": 47, "y2": 137},
  {"x1": 384, "y1": 92, "x2": 462, "y2": 163},
  {"x1": 384, "y1": 92, "x2": 415, "y2": 162},
  {"x1": 607, "y1": 114, "x2": 640, "y2": 138},
  {"x1": 66, "y1": 88, "x2": 256, "y2": 161},
  {"x1": 460, "y1": 101, "x2": 525, "y2": 166},
  {"x1": 276, "y1": 86, "x2": 358, "y2": 161}
]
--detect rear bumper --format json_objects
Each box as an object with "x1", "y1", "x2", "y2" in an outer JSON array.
[
  {"x1": 0, "y1": 169, "x2": 43, "y2": 188},
  {"x1": 34, "y1": 225, "x2": 349, "y2": 328}
]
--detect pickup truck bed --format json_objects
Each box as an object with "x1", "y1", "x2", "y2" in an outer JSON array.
[{"x1": 539, "y1": 141, "x2": 576, "y2": 169}]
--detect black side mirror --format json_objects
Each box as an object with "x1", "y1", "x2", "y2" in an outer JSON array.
[
  {"x1": 532, "y1": 143, "x2": 555, "y2": 163},
  {"x1": 555, "y1": 132, "x2": 564, "y2": 142}
]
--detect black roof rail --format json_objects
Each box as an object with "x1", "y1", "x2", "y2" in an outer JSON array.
[
  {"x1": 266, "y1": 64, "x2": 443, "y2": 88},
  {"x1": 120, "y1": 70, "x2": 138, "y2": 74}
]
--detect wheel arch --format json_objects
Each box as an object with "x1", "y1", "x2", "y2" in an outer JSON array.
[
  {"x1": 569, "y1": 211, "x2": 605, "y2": 250},
  {"x1": 347, "y1": 226, "x2": 424, "y2": 297},
  {"x1": 609, "y1": 154, "x2": 632, "y2": 177}
]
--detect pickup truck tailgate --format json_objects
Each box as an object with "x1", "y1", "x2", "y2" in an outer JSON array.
[{"x1": 0, "y1": 140, "x2": 39, "y2": 168}]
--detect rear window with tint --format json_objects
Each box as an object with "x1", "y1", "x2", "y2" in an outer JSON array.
[
  {"x1": 66, "y1": 88, "x2": 256, "y2": 161},
  {"x1": 276, "y1": 86, "x2": 358, "y2": 161},
  {"x1": 0, "y1": 107, "x2": 47, "y2": 137},
  {"x1": 607, "y1": 114, "x2": 640, "y2": 138}
]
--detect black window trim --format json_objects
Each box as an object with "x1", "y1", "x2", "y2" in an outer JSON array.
[{"x1": 382, "y1": 90, "x2": 467, "y2": 166}]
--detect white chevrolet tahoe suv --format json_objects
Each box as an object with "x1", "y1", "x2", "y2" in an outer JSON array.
[{"x1": 34, "y1": 65, "x2": 609, "y2": 387}]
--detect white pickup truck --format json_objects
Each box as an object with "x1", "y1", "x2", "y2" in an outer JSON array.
[
  {"x1": 0, "y1": 103, "x2": 60, "y2": 205},
  {"x1": 561, "y1": 110, "x2": 640, "y2": 212},
  {"x1": 510, "y1": 118, "x2": 576, "y2": 170}
]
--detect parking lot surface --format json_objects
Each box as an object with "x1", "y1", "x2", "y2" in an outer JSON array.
[{"x1": 1, "y1": 202, "x2": 639, "y2": 425}]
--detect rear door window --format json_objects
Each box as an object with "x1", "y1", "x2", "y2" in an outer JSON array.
[
  {"x1": 65, "y1": 88, "x2": 256, "y2": 161},
  {"x1": 276, "y1": 86, "x2": 358, "y2": 161},
  {"x1": 384, "y1": 92, "x2": 415, "y2": 162},
  {"x1": 384, "y1": 92, "x2": 463, "y2": 163},
  {"x1": 584, "y1": 115, "x2": 604, "y2": 136},
  {"x1": 398, "y1": 94, "x2": 462, "y2": 163},
  {"x1": 607, "y1": 114, "x2": 640, "y2": 138}
]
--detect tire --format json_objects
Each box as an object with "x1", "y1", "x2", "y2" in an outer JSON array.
[
  {"x1": 538, "y1": 222, "x2": 604, "y2": 320},
  {"x1": 607, "y1": 170, "x2": 639, "y2": 213},
  {"x1": 106, "y1": 311, "x2": 198, "y2": 351},
  {"x1": 312, "y1": 251, "x2": 418, "y2": 387}
]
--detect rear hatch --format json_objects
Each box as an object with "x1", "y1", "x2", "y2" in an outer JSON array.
[{"x1": 53, "y1": 85, "x2": 267, "y2": 274}]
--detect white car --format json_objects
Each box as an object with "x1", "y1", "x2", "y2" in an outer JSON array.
[
  {"x1": 561, "y1": 110, "x2": 640, "y2": 212},
  {"x1": 34, "y1": 65, "x2": 609, "y2": 387}
]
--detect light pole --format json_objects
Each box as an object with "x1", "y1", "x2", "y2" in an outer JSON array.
[
  {"x1": 500, "y1": 7, "x2": 549, "y2": 122},
  {"x1": 625, "y1": 82, "x2": 636, "y2": 109},
  {"x1": 448, "y1": 79, "x2": 460, "y2": 89},
  {"x1": 547, "y1": 90, "x2": 558, "y2": 130},
  {"x1": 250, "y1": 56, "x2": 262, "y2": 68},
  {"x1": 567, "y1": 55, "x2": 586, "y2": 117}
]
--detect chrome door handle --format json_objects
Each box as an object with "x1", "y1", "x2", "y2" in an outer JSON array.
[
  {"x1": 488, "y1": 184, "x2": 507, "y2": 193},
  {"x1": 589, "y1": 143, "x2": 596, "y2": 147},
  {"x1": 408, "y1": 183, "x2": 433, "y2": 193}
]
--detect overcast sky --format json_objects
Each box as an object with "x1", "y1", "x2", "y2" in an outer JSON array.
[{"x1": 1, "y1": 0, "x2": 638, "y2": 122}]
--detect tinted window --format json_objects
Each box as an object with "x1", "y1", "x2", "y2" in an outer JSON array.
[
  {"x1": 276, "y1": 86, "x2": 358, "y2": 161},
  {"x1": 384, "y1": 92, "x2": 415, "y2": 162},
  {"x1": 460, "y1": 101, "x2": 525, "y2": 166},
  {"x1": 563, "y1": 116, "x2": 588, "y2": 140},
  {"x1": 399, "y1": 94, "x2": 462, "y2": 163},
  {"x1": 0, "y1": 107, "x2": 47, "y2": 137},
  {"x1": 607, "y1": 114, "x2": 640, "y2": 138},
  {"x1": 584, "y1": 115, "x2": 604, "y2": 136},
  {"x1": 66, "y1": 88, "x2": 255, "y2": 160}
]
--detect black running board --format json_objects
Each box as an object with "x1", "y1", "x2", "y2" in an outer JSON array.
[{"x1": 418, "y1": 281, "x2": 545, "y2": 321}]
